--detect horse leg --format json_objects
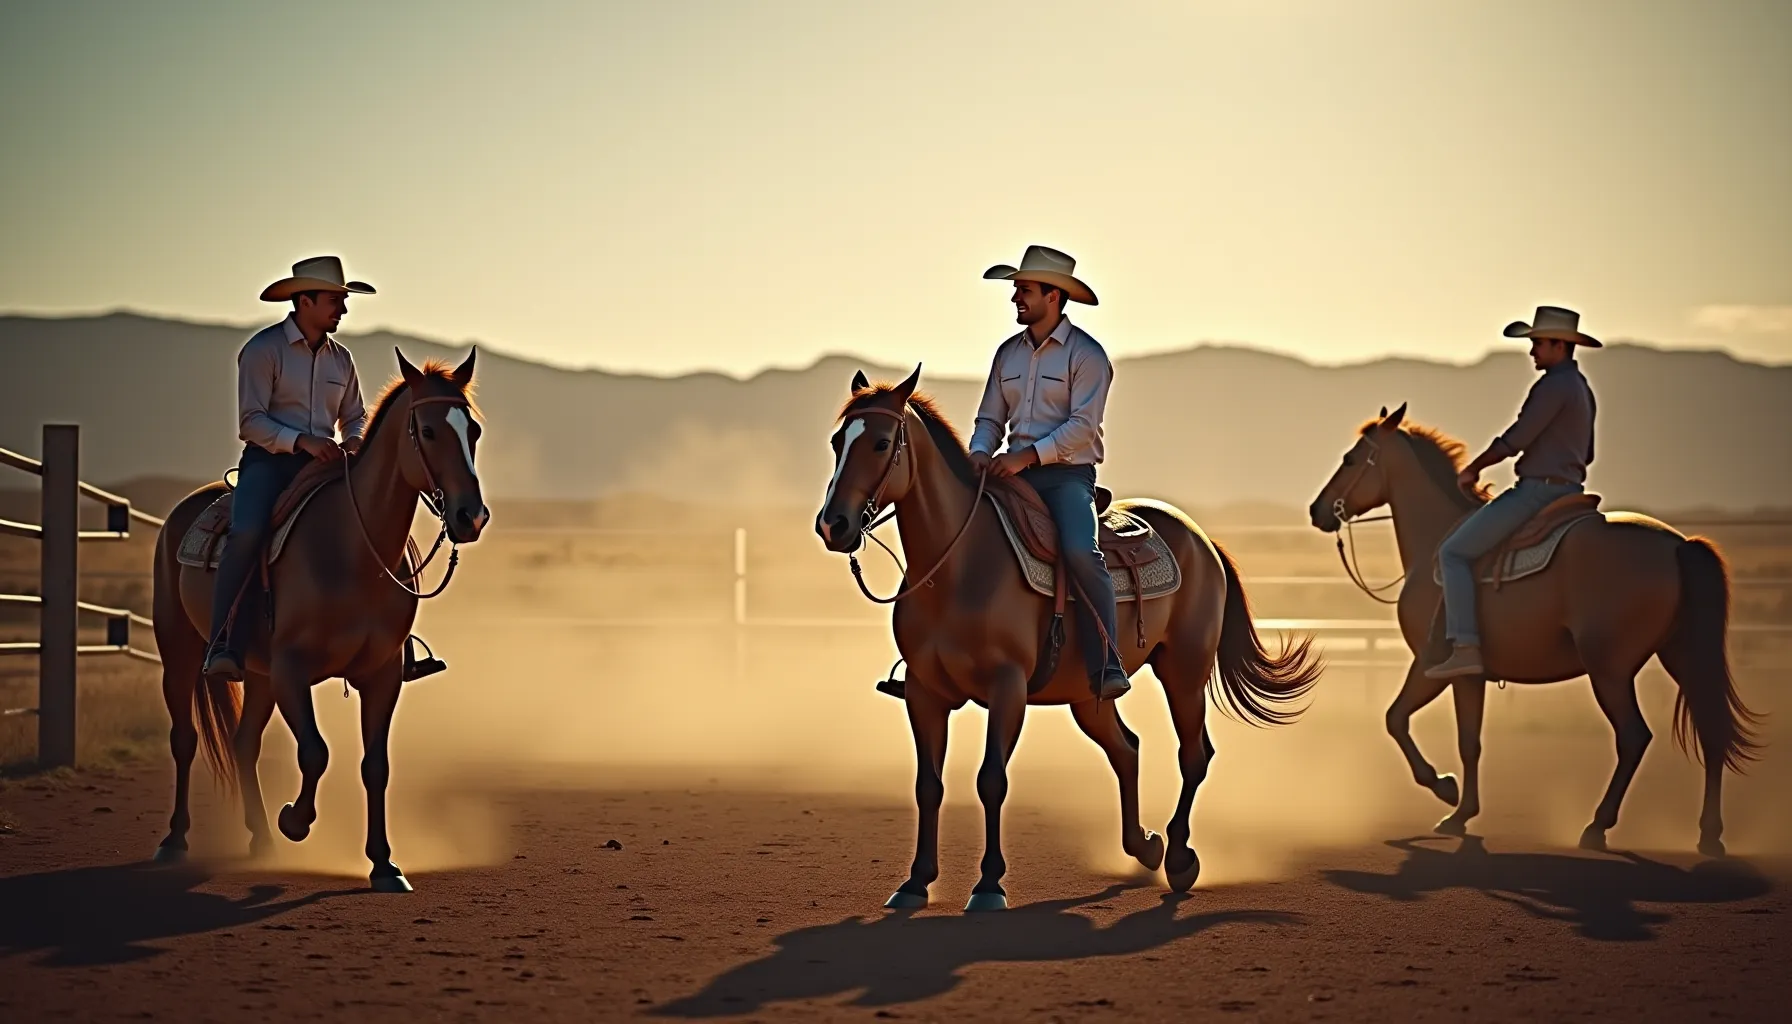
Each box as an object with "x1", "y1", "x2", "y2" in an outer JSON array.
[
  {"x1": 154, "y1": 627, "x2": 204, "y2": 863},
  {"x1": 886, "y1": 682, "x2": 950, "y2": 909},
  {"x1": 1579, "y1": 667, "x2": 1651, "y2": 852},
  {"x1": 1069, "y1": 698, "x2": 1164, "y2": 872},
  {"x1": 234, "y1": 674, "x2": 277, "y2": 858},
  {"x1": 1387, "y1": 659, "x2": 1459, "y2": 806},
  {"x1": 1656, "y1": 643, "x2": 1728, "y2": 857},
  {"x1": 269, "y1": 657, "x2": 327, "y2": 843},
  {"x1": 1435, "y1": 679, "x2": 1485, "y2": 836},
  {"x1": 1148, "y1": 642, "x2": 1216, "y2": 893},
  {"x1": 357, "y1": 660, "x2": 410, "y2": 892},
  {"x1": 966, "y1": 666, "x2": 1028, "y2": 912}
]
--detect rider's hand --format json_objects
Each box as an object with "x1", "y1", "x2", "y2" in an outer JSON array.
[
  {"x1": 297, "y1": 434, "x2": 345, "y2": 462},
  {"x1": 341, "y1": 436, "x2": 363, "y2": 456},
  {"x1": 969, "y1": 450, "x2": 994, "y2": 477},
  {"x1": 992, "y1": 448, "x2": 1038, "y2": 478},
  {"x1": 1456, "y1": 467, "x2": 1479, "y2": 492}
]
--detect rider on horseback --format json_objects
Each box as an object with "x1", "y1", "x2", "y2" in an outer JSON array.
[
  {"x1": 202, "y1": 256, "x2": 441, "y2": 684},
  {"x1": 1426, "y1": 305, "x2": 1600, "y2": 680},
  {"x1": 968, "y1": 245, "x2": 1130, "y2": 701}
]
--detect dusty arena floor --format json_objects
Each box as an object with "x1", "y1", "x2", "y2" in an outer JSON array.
[{"x1": 3, "y1": 760, "x2": 1787, "y2": 1023}]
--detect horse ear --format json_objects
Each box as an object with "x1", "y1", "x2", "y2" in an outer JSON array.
[
  {"x1": 891, "y1": 363, "x2": 922, "y2": 403},
  {"x1": 1379, "y1": 406, "x2": 1388, "y2": 419},
  {"x1": 396, "y1": 348, "x2": 424, "y2": 387},
  {"x1": 1382, "y1": 402, "x2": 1408, "y2": 430},
  {"x1": 452, "y1": 347, "x2": 477, "y2": 386},
  {"x1": 851, "y1": 370, "x2": 869, "y2": 392}
]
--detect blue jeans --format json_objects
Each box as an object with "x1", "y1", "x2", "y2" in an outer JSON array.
[
  {"x1": 1438, "y1": 478, "x2": 1582, "y2": 646},
  {"x1": 1020, "y1": 463, "x2": 1125, "y2": 682},
  {"x1": 208, "y1": 445, "x2": 311, "y2": 647}
]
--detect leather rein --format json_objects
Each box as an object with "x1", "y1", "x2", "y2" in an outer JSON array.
[
  {"x1": 342, "y1": 394, "x2": 469, "y2": 600},
  {"x1": 1330, "y1": 436, "x2": 1403, "y2": 605},
  {"x1": 843, "y1": 406, "x2": 989, "y2": 605}
]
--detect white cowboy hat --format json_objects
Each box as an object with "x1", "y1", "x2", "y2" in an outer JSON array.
[
  {"x1": 1504, "y1": 305, "x2": 1600, "y2": 347},
  {"x1": 982, "y1": 245, "x2": 1098, "y2": 306},
  {"x1": 260, "y1": 256, "x2": 377, "y2": 303}
]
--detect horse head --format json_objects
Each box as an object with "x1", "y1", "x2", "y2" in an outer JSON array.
[
  {"x1": 1309, "y1": 403, "x2": 1405, "y2": 532},
  {"x1": 396, "y1": 348, "x2": 489, "y2": 544},
  {"x1": 815, "y1": 364, "x2": 921, "y2": 553}
]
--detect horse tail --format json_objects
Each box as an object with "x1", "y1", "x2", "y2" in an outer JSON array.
[
  {"x1": 194, "y1": 671, "x2": 242, "y2": 788},
  {"x1": 1666, "y1": 538, "x2": 1762, "y2": 773},
  {"x1": 1210, "y1": 541, "x2": 1322, "y2": 726}
]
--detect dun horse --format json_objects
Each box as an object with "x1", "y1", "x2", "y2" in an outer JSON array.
[
  {"x1": 1309, "y1": 404, "x2": 1759, "y2": 854},
  {"x1": 151, "y1": 351, "x2": 487, "y2": 891},
  {"x1": 815, "y1": 368, "x2": 1321, "y2": 908}
]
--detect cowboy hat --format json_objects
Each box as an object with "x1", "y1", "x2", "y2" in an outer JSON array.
[
  {"x1": 983, "y1": 245, "x2": 1098, "y2": 306},
  {"x1": 260, "y1": 256, "x2": 377, "y2": 303},
  {"x1": 1503, "y1": 305, "x2": 1600, "y2": 347}
]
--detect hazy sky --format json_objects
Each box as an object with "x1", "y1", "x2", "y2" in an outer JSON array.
[{"x1": 2, "y1": 0, "x2": 1787, "y2": 376}]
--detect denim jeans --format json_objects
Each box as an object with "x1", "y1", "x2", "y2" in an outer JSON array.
[
  {"x1": 1437, "y1": 477, "x2": 1582, "y2": 646},
  {"x1": 208, "y1": 445, "x2": 311, "y2": 647},
  {"x1": 1019, "y1": 463, "x2": 1126, "y2": 681}
]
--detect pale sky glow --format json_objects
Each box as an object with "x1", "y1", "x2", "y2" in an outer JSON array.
[{"x1": 2, "y1": 0, "x2": 1787, "y2": 376}]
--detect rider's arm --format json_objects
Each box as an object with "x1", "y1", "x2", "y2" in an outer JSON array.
[
  {"x1": 1486, "y1": 374, "x2": 1568, "y2": 466},
  {"x1": 337, "y1": 350, "x2": 368, "y2": 448},
  {"x1": 968, "y1": 347, "x2": 1010, "y2": 456},
  {"x1": 1031, "y1": 341, "x2": 1113, "y2": 466},
  {"x1": 237, "y1": 336, "x2": 301, "y2": 454}
]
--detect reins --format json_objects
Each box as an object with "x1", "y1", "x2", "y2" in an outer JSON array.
[
  {"x1": 842, "y1": 406, "x2": 989, "y2": 605},
  {"x1": 1329, "y1": 436, "x2": 1405, "y2": 605},
  {"x1": 343, "y1": 394, "x2": 469, "y2": 600}
]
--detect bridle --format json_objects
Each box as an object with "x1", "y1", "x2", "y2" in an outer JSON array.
[
  {"x1": 838, "y1": 405, "x2": 989, "y2": 605},
  {"x1": 1329, "y1": 436, "x2": 1404, "y2": 605},
  {"x1": 343, "y1": 393, "x2": 473, "y2": 599}
]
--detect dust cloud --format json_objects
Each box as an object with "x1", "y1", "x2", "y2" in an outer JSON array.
[{"x1": 182, "y1": 483, "x2": 1789, "y2": 886}]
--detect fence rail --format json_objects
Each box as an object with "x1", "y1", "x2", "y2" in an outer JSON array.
[{"x1": 1, "y1": 428, "x2": 163, "y2": 765}]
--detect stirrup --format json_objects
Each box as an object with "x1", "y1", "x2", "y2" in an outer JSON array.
[
  {"x1": 402, "y1": 635, "x2": 447, "y2": 682},
  {"x1": 874, "y1": 658, "x2": 907, "y2": 700}
]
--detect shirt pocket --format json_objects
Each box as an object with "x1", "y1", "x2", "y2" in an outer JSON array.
[
  {"x1": 998, "y1": 372, "x2": 1025, "y2": 409},
  {"x1": 1034, "y1": 352, "x2": 1074, "y2": 418},
  {"x1": 317, "y1": 377, "x2": 349, "y2": 424}
]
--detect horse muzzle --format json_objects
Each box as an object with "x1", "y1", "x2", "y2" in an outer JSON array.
[
  {"x1": 815, "y1": 510, "x2": 861, "y2": 553},
  {"x1": 1308, "y1": 499, "x2": 1341, "y2": 534},
  {"x1": 449, "y1": 502, "x2": 490, "y2": 544}
]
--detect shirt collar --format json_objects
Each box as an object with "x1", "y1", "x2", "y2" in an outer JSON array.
[
  {"x1": 1016, "y1": 315, "x2": 1074, "y2": 349},
  {"x1": 282, "y1": 313, "x2": 333, "y2": 351}
]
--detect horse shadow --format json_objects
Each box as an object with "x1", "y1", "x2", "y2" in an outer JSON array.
[
  {"x1": 1324, "y1": 836, "x2": 1771, "y2": 942},
  {"x1": 0, "y1": 860, "x2": 356, "y2": 966},
  {"x1": 653, "y1": 884, "x2": 1296, "y2": 1017}
]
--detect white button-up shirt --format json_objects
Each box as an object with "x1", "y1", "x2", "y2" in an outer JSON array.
[
  {"x1": 236, "y1": 314, "x2": 368, "y2": 454},
  {"x1": 969, "y1": 315, "x2": 1114, "y2": 466}
]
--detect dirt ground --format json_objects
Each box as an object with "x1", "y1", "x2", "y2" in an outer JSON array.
[{"x1": 2, "y1": 758, "x2": 1787, "y2": 1023}]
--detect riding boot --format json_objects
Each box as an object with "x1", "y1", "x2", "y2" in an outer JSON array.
[
  {"x1": 1423, "y1": 598, "x2": 1451, "y2": 667},
  {"x1": 1067, "y1": 551, "x2": 1131, "y2": 700},
  {"x1": 203, "y1": 531, "x2": 262, "y2": 682}
]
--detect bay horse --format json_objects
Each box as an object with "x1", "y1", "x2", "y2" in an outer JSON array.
[
  {"x1": 151, "y1": 350, "x2": 488, "y2": 891},
  {"x1": 1308, "y1": 403, "x2": 1760, "y2": 855},
  {"x1": 814, "y1": 367, "x2": 1321, "y2": 908}
]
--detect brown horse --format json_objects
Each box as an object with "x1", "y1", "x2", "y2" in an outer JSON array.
[
  {"x1": 814, "y1": 367, "x2": 1321, "y2": 909},
  {"x1": 1307, "y1": 404, "x2": 1760, "y2": 855},
  {"x1": 151, "y1": 350, "x2": 488, "y2": 891}
]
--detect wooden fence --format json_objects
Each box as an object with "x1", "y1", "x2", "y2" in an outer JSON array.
[{"x1": 1, "y1": 425, "x2": 163, "y2": 767}]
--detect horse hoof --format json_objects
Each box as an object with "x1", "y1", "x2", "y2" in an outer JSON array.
[
  {"x1": 1434, "y1": 814, "x2": 1470, "y2": 837},
  {"x1": 370, "y1": 869, "x2": 413, "y2": 894},
  {"x1": 277, "y1": 803, "x2": 311, "y2": 843},
  {"x1": 1698, "y1": 837, "x2": 1726, "y2": 859},
  {"x1": 964, "y1": 892, "x2": 1008, "y2": 913},
  {"x1": 1578, "y1": 826, "x2": 1608, "y2": 852},
  {"x1": 1432, "y1": 774, "x2": 1461, "y2": 807},
  {"x1": 1135, "y1": 831, "x2": 1167, "y2": 872},
  {"x1": 884, "y1": 890, "x2": 928, "y2": 910},
  {"x1": 152, "y1": 843, "x2": 188, "y2": 865},
  {"x1": 1167, "y1": 854, "x2": 1202, "y2": 894}
]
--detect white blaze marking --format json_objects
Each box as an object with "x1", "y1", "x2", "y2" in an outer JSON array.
[
  {"x1": 445, "y1": 406, "x2": 479, "y2": 477},
  {"x1": 823, "y1": 418, "x2": 867, "y2": 510}
]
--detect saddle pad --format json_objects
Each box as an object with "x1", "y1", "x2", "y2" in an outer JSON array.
[
  {"x1": 988, "y1": 498, "x2": 1183, "y2": 601},
  {"x1": 175, "y1": 486, "x2": 329, "y2": 571},
  {"x1": 1430, "y1": 511, "x2": 1599, "y2": 587}
]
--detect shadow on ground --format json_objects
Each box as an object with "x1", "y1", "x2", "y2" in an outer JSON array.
[
  {"x1": 0, "y1": 860, "x2": 356, "y2": 966},
  {"x1": 654, "y1": 884, "x2": 1296, "y2": 1016},
  {"x1": 1325, "y1": 836, "x2": 1772, "y2": 941}
]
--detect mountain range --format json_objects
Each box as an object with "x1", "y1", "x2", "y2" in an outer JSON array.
[{"x1": 3, "y1": 312, "x2": 1788, "y2": 514}]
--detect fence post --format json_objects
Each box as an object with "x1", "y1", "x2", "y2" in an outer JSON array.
[{"x1": 39, "y1": 424, "x2": 79, "y2": 768}]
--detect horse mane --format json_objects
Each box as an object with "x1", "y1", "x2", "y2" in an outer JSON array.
[
  {"x1": 841, "y1": 385, "x2": 979, "y2": 487},
  {"x1": 364, "y1": 359, "x2": 479, "y2": 443},
  {"x1": 1360, "y1": 418, "x2": 1490, "y2": 508}
]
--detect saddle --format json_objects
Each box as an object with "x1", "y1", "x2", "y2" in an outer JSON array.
[
  {"x1": 1429, "y1": 492, "x2": 1604, "y2": 590},
  {"x1": 176, "y1": 458, "x2": 342, "y2": 571}
]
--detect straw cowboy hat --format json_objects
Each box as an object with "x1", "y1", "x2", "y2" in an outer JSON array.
[
  {"x1": 1504, "y1": 305, "x2": 1600, "y2": 347},
  {"x1": 983, "y1": 245, "x2": 1098, "y2": 306},
  {"x1": 260, "y1": 256, "x2": 377, "y2": 303}
]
